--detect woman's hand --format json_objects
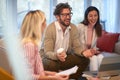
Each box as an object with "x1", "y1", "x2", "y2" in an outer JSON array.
[
  {"x1": 82, "y1": 49, "x2": 94, "y2": 57},
  {"x1": 92, "y1": 48, "x2": 100, "y2": 55},
  {"x1": 44, "y1": 71, "x2": 69, "y2": 80},
  {"x1": 55, "y1": 74, "x2": 69, "y2": 80},
  {"x1": 44, "y1": 71, "x2": 57, "y2": 76},
  {"x1": 38, "y1": 74, "x2": 69, "y2": 80}
]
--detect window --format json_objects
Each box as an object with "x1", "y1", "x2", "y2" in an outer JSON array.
[
  {"x1": 57, "y1": 0, "x2": 84, "y2": 25},
  {"x1": 91, "y1": 0, "x2": 105, "y2": 30},
  {"x1": 0, "y1": 0, "x2": 6, "y2": 37},
  {"x1": 17, "y1": 0, "x2": 50, "y2": 30},
  {"x1": 17, "y1": 0, "x2": 105, "y2": 30}
]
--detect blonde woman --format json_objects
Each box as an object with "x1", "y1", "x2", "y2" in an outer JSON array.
[{"x1": 20, "y1": 10, "x2": 69, "y2": 80}]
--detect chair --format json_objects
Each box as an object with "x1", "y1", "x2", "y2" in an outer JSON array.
[
  {"x1": 0, "y1": 67, "x2": 14, "y2": 80},
  {"x1": 0, "y1": 39, "x2": 14, "y2": 80},
  {"x1": 0, "y1": 46, "x2": 12, "y2": 74}
]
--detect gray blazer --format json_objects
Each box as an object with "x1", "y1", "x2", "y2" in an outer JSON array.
[{"x1": 77, "y1": 23, "x2": 98, "y2": 49}]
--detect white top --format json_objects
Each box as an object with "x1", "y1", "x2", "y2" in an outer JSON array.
[
  {"x1": 77, "y1": 23, "x2": 98, "y2": 49},
  {"x1": 54, "y1": 21, "x2": 71, "y2": 54}
]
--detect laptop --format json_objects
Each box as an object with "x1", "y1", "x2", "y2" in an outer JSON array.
[{"x1": 83, "y1": 54, "x2": 120, "y2": 78}]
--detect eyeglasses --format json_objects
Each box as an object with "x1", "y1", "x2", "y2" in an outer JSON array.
[{"x1": 60, "y1": 13, "x2": 73, "y2": 17}]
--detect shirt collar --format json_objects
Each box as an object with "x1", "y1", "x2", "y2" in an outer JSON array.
[{"x1": 55, "y1": 21, "x2": 71, "y2": 31}]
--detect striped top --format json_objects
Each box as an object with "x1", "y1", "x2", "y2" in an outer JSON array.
[{"x1": 23, "y1": 42, "x2": 45, "y2": 80}]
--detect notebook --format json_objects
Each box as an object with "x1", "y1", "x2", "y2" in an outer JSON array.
[{"x1": 83, "y1": 54, "x2": 120, "y2": 78}]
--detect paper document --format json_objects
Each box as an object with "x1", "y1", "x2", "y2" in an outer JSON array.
[{"x1": 56, "y1": 66, "x2": 78, "y2": 75}]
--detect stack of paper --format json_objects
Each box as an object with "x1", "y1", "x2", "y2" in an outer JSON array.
[{"x1": 56, "y1": 66, "x2": 78, "y2": 75}]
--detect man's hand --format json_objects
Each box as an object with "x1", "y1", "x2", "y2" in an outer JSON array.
[{"x1": 57, "y1": 50, "x2": 67, "y2": 62}]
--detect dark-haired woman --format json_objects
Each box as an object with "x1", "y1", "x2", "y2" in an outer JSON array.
[{"x1": 77, "y1": 6, "x2": 104, "y2": 72}]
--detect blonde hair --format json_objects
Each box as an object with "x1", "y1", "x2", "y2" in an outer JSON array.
[{"x1": 20, "y1": 10, "x2": 46, "y2": 46}]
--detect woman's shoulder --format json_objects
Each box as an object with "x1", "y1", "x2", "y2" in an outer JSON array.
[
  {"x1": 23, "y1": 42, "x2": 38, "y2": 52},
  {"x1": 24, "y1": 42, "x2": 36, "y2": 48}
]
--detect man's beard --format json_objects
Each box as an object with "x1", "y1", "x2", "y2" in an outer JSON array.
[{"x1": 59, "y1": 19, "x2": 70, "y2": 27}]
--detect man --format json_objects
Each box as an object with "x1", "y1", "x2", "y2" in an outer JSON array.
[{"x1": 41, "y1": 3, "x2": 94, "y2": 79}]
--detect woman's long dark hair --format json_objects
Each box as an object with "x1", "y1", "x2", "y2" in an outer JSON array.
[{"x1": 81, "y1": 6, "x2": 102, "y2": 37}]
